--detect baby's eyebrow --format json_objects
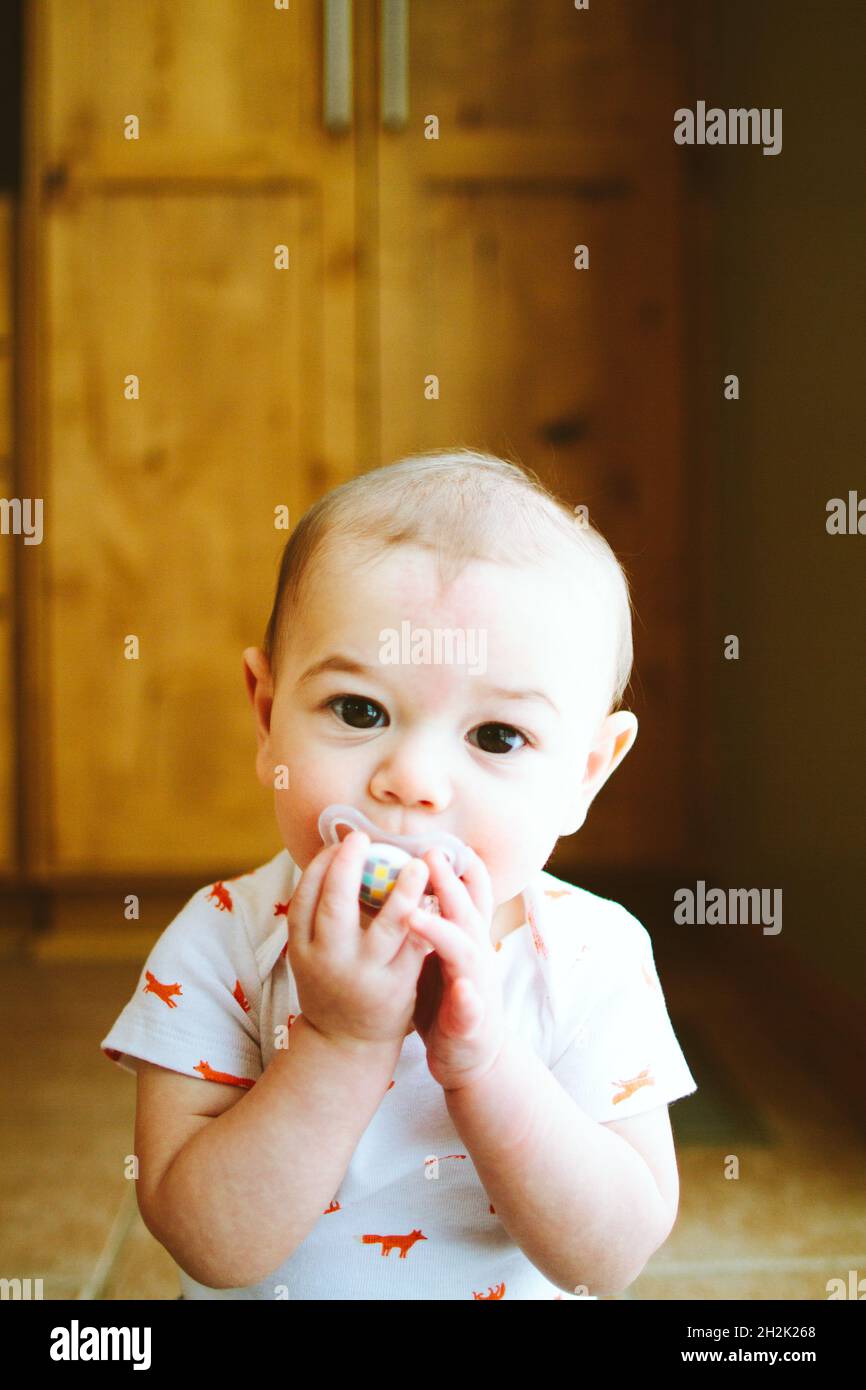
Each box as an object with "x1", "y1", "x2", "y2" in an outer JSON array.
[
  {"x1": 483, "y1": 685, "x2": 560, "y2": 717},
  {"x1": 296, "y1": 655, "x2": 560, "y2": 717},
  {"x1": 296, "y1": 654, "x2": 374, "y2": 688}
]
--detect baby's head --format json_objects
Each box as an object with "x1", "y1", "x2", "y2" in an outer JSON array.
[{"x1": 243, "y1": 449, "x2": 637, "y2": 924}]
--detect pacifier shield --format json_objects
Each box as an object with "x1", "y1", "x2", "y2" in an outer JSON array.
[{"x1": 318, "y1": 803, "x2": 472, "y2": 875}]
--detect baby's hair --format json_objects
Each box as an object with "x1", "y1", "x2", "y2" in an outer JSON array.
[{"x1": 261, "y1": 447, "x2": 634, "y2": 716}]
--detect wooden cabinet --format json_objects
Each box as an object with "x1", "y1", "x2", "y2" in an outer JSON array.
[{"x1": 19, "y1": 0, "x2": 698, "y2": 910}]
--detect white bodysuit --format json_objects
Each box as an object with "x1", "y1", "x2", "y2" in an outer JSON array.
[{"x1": 100, "y1": 848, "x2": 698, "y2": 1300}]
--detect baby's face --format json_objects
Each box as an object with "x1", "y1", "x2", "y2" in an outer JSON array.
[{"x1": 248, "y1": 539, "x2": 627, "y2": 918}]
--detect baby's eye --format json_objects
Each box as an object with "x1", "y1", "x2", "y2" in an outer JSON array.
[
  {"x1": 467, "y1": 723, "x2": 527, "y2": 755},
  {"x1": 328, "y1": 695, "x2": 388, "y2": 729}
]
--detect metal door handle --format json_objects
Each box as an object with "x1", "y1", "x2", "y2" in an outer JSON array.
[
  {"x1": 324, "y1": 0, "x2": 353, "y2": 134},
  {"x1": 381, "y1": 0, "x2": 409, "y2": 131}
]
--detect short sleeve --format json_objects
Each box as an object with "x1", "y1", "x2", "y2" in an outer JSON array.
[
  {"x1": 99, "y1": 880, "x2": 263, "y2": 1090},
  {"x1": 548, "y1": 909, "x2": 697, "y2": 1123}
]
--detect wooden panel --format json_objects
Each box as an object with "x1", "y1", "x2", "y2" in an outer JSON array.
[
  {"x1": 0, "y1": 196, "x2": 14, "y2": 872},
  {"x1": 25, "y1": 1, "x2": 362, "y2": 876},
  {"x1": 42, "y1": 0, "x2": 319, "y2": 156},
  {"x1": 38, "y1": 0, "x2": 360, "y2": 497},
  {"x1": 407, "y1": 0, "x2": 678, "y2": 138},
  {"x1": 44, "y1": 194, "x2": 321, "y2": 873},
  {"x1": 377, "y1": 0, "x2": 692, "y2": 870}
]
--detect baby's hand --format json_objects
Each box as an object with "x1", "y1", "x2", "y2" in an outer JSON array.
[
  {"x1": 406, "y1": 847, "x2": 507, "y2": 1091},
  {"x1": 287, "y1": 830, "x2": 432, "y2": 1050}
]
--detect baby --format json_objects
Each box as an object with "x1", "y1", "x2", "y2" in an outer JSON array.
[{"x1": 101, "y1": 448, "x2": 697, "y2": 1300}]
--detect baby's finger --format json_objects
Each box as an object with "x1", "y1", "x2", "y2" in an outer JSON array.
[
  {"x1": 312, "y1": 830, "x2": 370, "y2": 954},
  {"x1": 423, "y1": 848, "x2": 482, "y2": 936},
  {"x1": 286, "y1": 839, "x2": 345, "y2": 948},
  {"x1": 405, "y1": 907, "x2": 478, "y2": 984},
  {"x1": 389, "y1": 924, "x2": 436, "y2": 987},
  {"x1": 456, "y1": 846, "x2": 495, "y2": 925},
  {"x1": 422, "y1": 849, "x2": 470, "y2": 924},
  {"x1": 364, "y1": 857, "x2": 431, "y2": 962}
]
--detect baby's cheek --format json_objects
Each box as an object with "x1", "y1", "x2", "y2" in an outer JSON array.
[
  {"x1": 475, "y1": 820, "x2": 555, "y2": 900},
  {"x1": 272, "y1": 781, "x2": 327, "y2": 870},
  {"x1": 471, "y1": 837, "x2": 531, "y2": 903}
]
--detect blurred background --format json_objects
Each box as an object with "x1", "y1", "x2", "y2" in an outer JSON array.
[{"x1": 1, "y1": 0, "x2": 864, "y2": 1299}]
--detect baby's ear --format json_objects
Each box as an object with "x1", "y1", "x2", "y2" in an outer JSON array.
[
  {"x1": 242, "y1": 648, "x2": 277, "y2": 790},
  {"x1": 558, "y1": 712, "x2": 638, "y2": 836},
  {"x1": 594, "y1": 711, "x2": 639, "y2": 783},
  {"x1": 242, "y1": 646, "x2": 272, "y2": 710}
]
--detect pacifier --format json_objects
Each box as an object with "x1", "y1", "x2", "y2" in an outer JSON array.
[{"x1": 317, "y1": 804, "x2": 474, "y2": 914}]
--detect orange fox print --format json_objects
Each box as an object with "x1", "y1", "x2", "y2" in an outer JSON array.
[
  {"x1": 206, "y1": 881, "x2": 233, "y2": 912},
  {"x1": 194, "y1": 1060, "x2": 255, "y2": 1089},
  {"x1": 473, "y1": 1282, "x2": 505, "y2": 1300},
  {"x1": 423, "y1": 1154, "x2": 466, "y2": 1169},
  {"x1": 233, "y1": 979, "x2": 251, "y2": 1012},
  {"x1": 361, "y1": 1230, "x2": 427, "y2": 1258},
  {"x1": 274, "y1": 899, "x2": 292, "y2": 918},
  {"x1": 526, "y1": 904, "x2": 549, "y2": 960},
  {"x1": 143, "y1": 971, "x2": 182, "y2": 1007},
  {"x1": 324, "y1": 1199, "x2": 341, "y2": 1214},
  {"x1": 611, "y1": 1067, "x2": 655, "y2": 1104}
]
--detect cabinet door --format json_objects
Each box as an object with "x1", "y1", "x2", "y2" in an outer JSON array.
[
  {"x1": 375, "y1": 0, "x2": 693, "y2": 871},
  {"x1": 28, "y1": 0, "x2": 360, "y2": 873}
]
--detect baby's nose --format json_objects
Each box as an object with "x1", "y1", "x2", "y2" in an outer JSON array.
[{"x1": 369, "y1": 753, "x2": 451, "y2": 814}]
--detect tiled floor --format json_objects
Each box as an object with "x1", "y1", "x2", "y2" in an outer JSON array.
[{"x1": 2, "y1": 947, "x2": 864, "y2": 1301}]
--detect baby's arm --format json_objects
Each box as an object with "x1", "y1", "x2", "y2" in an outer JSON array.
[
  {"x1": 444, "y1": 1036, "x2": 674, "y2": 1296},
  {"x1": 134, "y1": 1016, "x2": 401, "y2": 1289}
]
